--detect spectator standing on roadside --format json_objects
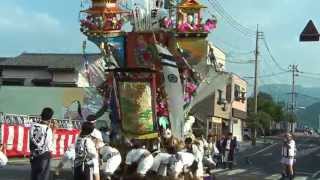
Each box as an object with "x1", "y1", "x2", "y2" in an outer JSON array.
[
  {"x1": 216, "y1": 135, "x2": 225, "y2": 168},
  {"x1": 280, "y1": 133, "x2": 296, "y2": 180},
  {"x1": 29, "y1": 107, "x2": 54, "y2": 180},
  {"x1": 222, "y1": 133, "x2": 237, "y2": 169}
]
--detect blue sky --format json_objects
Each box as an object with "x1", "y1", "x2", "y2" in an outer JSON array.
[{"x1": 1, "y1": 0, "x2": 320, "y2": 87}]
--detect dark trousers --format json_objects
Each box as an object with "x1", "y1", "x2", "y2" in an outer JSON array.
[
  {"x1": 74, "y1": 165, "x2": 94, "y2": 180},
  {"x1": 30, "y1": 152, "x2": 51, "y2": 180}
]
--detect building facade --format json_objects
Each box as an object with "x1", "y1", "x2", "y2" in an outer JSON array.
[
  {"x1": 190, "y1": 44, "x2": 247, "y2": 141},
  {"x1": 0, "y1": 53, "x2": 108, "y2": 121},
  {"x1": 0, "y1": 53, "x2": 104, "y2": 87}
]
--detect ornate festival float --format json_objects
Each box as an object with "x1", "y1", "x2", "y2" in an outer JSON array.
[{"x1": 80, "y1": 0, "x2": 217, "y2": 148}]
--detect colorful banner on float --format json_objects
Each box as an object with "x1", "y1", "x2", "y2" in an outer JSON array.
[
  {"x1": 118, "y1": 82, "x2": 155, "y2": 136},
  {"x1": 157, "y1": 45, "x2": 184, "y2": 139}
]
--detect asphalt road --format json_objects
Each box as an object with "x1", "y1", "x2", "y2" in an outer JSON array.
[{"x1": 214, "y1": 136, "x2": 320, "y2": 180}]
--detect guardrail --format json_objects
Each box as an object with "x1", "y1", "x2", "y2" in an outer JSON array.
[{"x1": 0, "y1": 113, "x2": 81, "y2": 129}]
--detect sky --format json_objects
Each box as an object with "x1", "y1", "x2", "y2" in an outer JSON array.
[{"x1": 1, "y1": 0, "x2": 320, "y2": 88}]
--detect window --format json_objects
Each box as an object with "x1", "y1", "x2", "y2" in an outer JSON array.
[
  {"x1": 32, "y1": 79, "x2": 52, "y2": 87},
  {"x1": 217, "y1": 89, "x2": 223, "y2": 104},
  {"x1": 241, "y1": 91, "x2": 246, "y2": 103},
  {"x1": 2, "y1": 79, "x2": 24, "y2": 86},
  {"x1": 234, "y1": 84, "x2": 241, "y2": 101},
  {"x1": 211, "y1": 123, "x2": 222, "y2": 141},
  {"x1": 52, "y1": 82, "x2": 77, "y2": 87},
  {"x1": 226, "y1": 84, "x2": 232, "y2": 102},
  {"x1": 208, "y1": 121, "x2": 213, "y2": 130}
]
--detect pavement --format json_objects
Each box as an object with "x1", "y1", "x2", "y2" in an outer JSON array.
[{"x1": 212, "y1": 136, "x2": 320, "y2": 180}]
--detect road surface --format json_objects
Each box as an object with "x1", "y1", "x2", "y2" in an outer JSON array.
[{"x1": 213, "y1": 136, "x2": 320, "y2": 180}]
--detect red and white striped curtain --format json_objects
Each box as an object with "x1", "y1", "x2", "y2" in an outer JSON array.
[{"x1": 1, "y1": 123, "x2": 79, "y2": 158}]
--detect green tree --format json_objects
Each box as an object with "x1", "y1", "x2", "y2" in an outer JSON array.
[{"x1": 247, "y1": 92, "x2": 286, "y2": 144}]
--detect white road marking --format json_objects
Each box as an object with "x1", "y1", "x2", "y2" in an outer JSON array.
[
  {"x1": 296, "y1": 171, "x2": 313, "y2": 175},
  {"x1": 265, "y1": 174, "x2": 281, "y2": 179},
  {"x1": 225, "y1": 169, "x2": 247, "y2": 176},
  {"x1": 262, "y1": 152, "x2": 273, "y2": 157},
  {"x1": 312, "y1": 169, "x2": 320, "y2": 178},
  {"x1": 265, "y1": 174, "x2": 308, "y2": 180},
  {"x1": 247, "y1": 143, "x2": 279, "y2": 157}
]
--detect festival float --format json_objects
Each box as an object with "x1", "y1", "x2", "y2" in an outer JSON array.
[{"x1": 80, "y1": 0, "x2": 217, "y2": 148}]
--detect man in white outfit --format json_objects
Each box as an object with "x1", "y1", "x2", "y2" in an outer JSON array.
[
  {"x1": 29, "y1": 107, "x2": 54, "y2": 180},
  {"x1": 99, "y1": 144, "x2": 122, "y2": 180},
  {"x1": 87, "y1": 115, "x2": 104, "y2": 180},
  {"x1": 281, "y1": 133, "x2": 296, "y2": 180},
  {"x1": 184, "y1": 137, "x2": 204, "y2": 179},
  {"x1": 125, "y1": 139, "x2": 154, "y2": 178}
]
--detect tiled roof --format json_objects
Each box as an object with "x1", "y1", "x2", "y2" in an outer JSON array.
[{"x1": 0, "y1": 53, "x2": 101, "y2": 70}]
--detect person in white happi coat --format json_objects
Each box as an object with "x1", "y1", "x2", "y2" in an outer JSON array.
[
  {"x1": 0, "y1": 144, "x2": 8, "y2": 167},
  {"x1": 183, "y1": 137, "x2": 204, "y2": 179},
  {"x1": 87, "y1": 115, "x2": 104, "y2": 180},
  {"x1": 99, "y1": 144, "x2": 122, "y2": 180},
  {"x1": 150, "y1": 152, "x2": 172, "y2": 177},
  {"x1": 29, "y1": 107, "x2": 54, "y2": 180},
  {"x1": 203, "y1": 135, "x2": 218, "y2": 171},
  {"x1": 124, "y1": 139, "x2": 154, "y2": 178},
  {"x1": 74, "y1": 122, "x2": 98, "y2": 180},
  {"x1": 280, "y1": 133, "x2": 296, "y2": 180}
]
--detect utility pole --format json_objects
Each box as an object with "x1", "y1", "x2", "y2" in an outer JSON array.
[
  {"x1": 252, "y1": 25, "x2": 263, "y2": 145},
  {"x1": 288, "y1": 64, "x2": 299, "y2": 133}
]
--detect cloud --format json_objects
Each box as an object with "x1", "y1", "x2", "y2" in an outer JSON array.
[{"x1": 0, "y1": 5, "x2": 61, "y2": 33}]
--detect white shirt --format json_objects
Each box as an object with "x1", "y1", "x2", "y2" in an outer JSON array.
[
  {"x1": 74, "y1": 136, "x2": 98, "y2": 168},
  {"x1": 226, "y1": 139, "x2": 231, "y2": 150},
  {"x1": 100, "y1": 145, "x2": 119, "y2": 157},
  {"x1": 91, "y1": 128, "x2": 104, "y2": 149},
  {"x1": 63, "y1": 144, "x2": 76, "y2": 161},
  {"x1": 29, "y1": 123, "x2": 53, "y2": 153},
  {"x1": 126, "y1": 148, "x2": 154, "y2": 175},
  {"x1": 282, "y1": 139, "x2": 296, "y2": 157},
  {"x1": 177, "y1": 152, "x2": 195, "y2": 167},
  {"x1": 0, "y1": 151, "x2": 8, "y2": 167},
  {"x1": 100, "y1": 145, "x2": 121, "y2": 174},
  {"x1": 183, "y1": 145, "x2": 202, "y2": 162},
  {"x1": 91, "y1": 128, "x2": 103, "y2": 142},
  {"x1": 151, "y1": 152, "x2": 171, "y2": 172},
  {"x1": 125, "y1": 148, "x2": 150, "y2": 165}
]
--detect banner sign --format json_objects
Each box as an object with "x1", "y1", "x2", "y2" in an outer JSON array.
[
  {"x1": 118, "y1": 82, "x2": 155, "y2": 135},
  {"x1": 157, "y1": 45, "x2": 185, "y2": 139},
  {"x1": 1, "y1": 124, "x2": 79, "y2": 158}
]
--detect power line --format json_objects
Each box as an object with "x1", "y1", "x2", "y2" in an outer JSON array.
[
  {"x1": 299, "y1": 74, "x2": 320, "y2": 80},
  {"x1": 227, "y1": 51, "x2": 255, "y2": 56},
  {"x1": 215, "y1": 57, "x2": 254, "y2": 64},
  {"x1": 261, "y1": 36, "x2": 288, "y2": 72},
  {"x1": 207, "y1": 0, "x2": 255, "y2": 38},
  {"x1": 243, "y1": 71, "x2": 289, "y2": 79},
  {"x1": 211, "y1": 36, "x2": 254, "y2": 53},
  {"x1": 300, "y1": 71, "x2": 320, "y2": 76},
  {"x1": 210, "y1": 0, "x2": 255, "y2": 35}
]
